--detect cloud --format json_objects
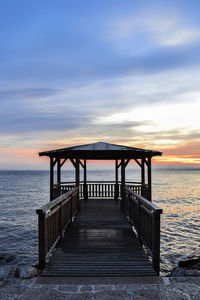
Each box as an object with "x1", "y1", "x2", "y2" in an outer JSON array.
[
  {"x1": 0, "y1": 0, "x2": 200, "y2": 169},
  {"x1": 160, "y1": 29, "x2": 200, "y2": 46},
  {"x1": 1, "y1": 5, "x2": 200, "y2": 86},
  {"x1": 106, "y1": 7, "x2": 200, "y2": 49}
]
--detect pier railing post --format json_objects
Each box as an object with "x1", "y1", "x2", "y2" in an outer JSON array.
[
  {"x1": 152, "y1": 211, "x2": 161, "y2": 275},
  {"x1": 37, "y1": 210, "x2": 46, "y2": 269},
  {"x1": 114, "y1": 183, "x2": 119, "y2": 200},
  {"x1": 83, "y1": 184, "x2": 88, "y2": 200}
]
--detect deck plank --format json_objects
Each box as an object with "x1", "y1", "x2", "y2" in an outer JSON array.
[{"x1": 42, "y1": 199, "x2": 156, "y2": 277}]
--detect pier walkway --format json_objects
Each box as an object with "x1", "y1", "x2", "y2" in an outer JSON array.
[{"x1": 41, "y1": 198, "x2": 156, "y2": 277}]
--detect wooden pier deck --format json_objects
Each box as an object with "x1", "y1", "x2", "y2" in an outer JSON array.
[{"x1": 41, "y1": 199, "x2": 156, "y2": 277}]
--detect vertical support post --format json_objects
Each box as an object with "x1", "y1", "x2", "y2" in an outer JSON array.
[
  {"x1": 75, "y1": 159, "x2": 80, "y2": 188},
  {"x1": 37, "y1": 210, "x2": 46, "y2": 269},
  {"x1": 141, "y1": 158, "x2": 145, "y2": 184},
  {"x1": 148, "y1": 157, "x2": 152, "y2": 201},
  {"x1": 152, "y1": 212, "x2": 161, "y2": 275},
  {"x1": 56, "y1": 158, "x2": 61, "y2": 197},
  {"x1": 114, "y1": 160, "x2": 119, "y2": 200},
  {"x1": 141, "y1": 158, "x2": 145, "y2": 198},
  {"x1": 83, "y1": 159, "x2": 88, "y2": 200},
  {"x1": 121, "y1": 159, "x2": 125, "y2": 211},
  {"x1": 50, "y1": 156, "x2": 54, "y2": 201},
  {"x1": 57, "y1": 158, "x2": 61, "y2": 184}
]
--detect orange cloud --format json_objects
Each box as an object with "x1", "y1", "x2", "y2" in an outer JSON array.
[{"x1": 153, "y1": 155, "x2": 200, "y2": 165}]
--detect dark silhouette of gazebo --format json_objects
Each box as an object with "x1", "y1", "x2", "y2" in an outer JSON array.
[
  {"x1": 39, "y1": 141, "x2": 162, "y2": 202},
  {"x1": 37, "y1": 142, "x2": 163, "y2": 276}
]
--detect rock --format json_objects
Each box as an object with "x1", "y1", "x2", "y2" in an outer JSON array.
[
  {"x1": 169, "y1": 267, "x2": 187, "y2": 277},
  {"x1": 178, "y1": 256, "x2": 200, "y2": 268},
  {"x1": 0, "y1": 265, "x2": 18, "y2": 279},
  {"x1": 18, "y1": 266, "x2": 38, "y2": 279},
  {"x1": 0, "y1": 253, "x2": 16, "y2": 263},
  {"x1": 0, "y1": 263, "x2": 38, "y2": 279},
  {"x1": 186, "y1": 269, "x2": 200, "y2": 276}
]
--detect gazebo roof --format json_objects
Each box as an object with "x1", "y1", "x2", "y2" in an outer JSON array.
[{"x1": 39, "y1": 142, "x2": 162, "y2": 160}]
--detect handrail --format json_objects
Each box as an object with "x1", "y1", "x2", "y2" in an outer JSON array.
[
  {"x1": 60, "y1": 181, "x2": 144, "y2": 184},
  {"x1": 124, "y1": 187, "x2": 162, "y2": 275},
  {"x1": 36, "y1": 188, "x2": 76, "y2": 213},
  {"x1": 36, "y1": 187, "x2": 79, "y2": 268},
  {"x1": 126, "y1": 189, "x2": 162, "y2": 213}
]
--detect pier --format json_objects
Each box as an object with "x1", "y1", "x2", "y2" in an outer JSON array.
[{"x1": 37, "y1": 142, "x2": 163, "y2": 276}]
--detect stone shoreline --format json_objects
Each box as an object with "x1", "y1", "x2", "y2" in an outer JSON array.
[{"x1": 1, "y1": 276, "x2": 200, "y2": 299}]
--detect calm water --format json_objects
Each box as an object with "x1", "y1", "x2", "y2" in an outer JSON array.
[{"x1": 0, "y1": 169, "x2": 200, "y2": 275}]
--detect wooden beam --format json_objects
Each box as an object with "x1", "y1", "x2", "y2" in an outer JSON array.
[
  {"x1": 135, "y1": 158, "x2": 142, "y2": 168},
  {"x1": 70, "y1": 158, "x2": 76, "y2": 168},
  {"x1": 79, "y1": 160, "x2": 85, "y2": 169},
  {"x1": 60, "y1": 158, "x2": 67, "y2": 167},
  {"x1": 144, "y1": 157, "x2": 150, "y2": 167},
  {"x1": 53, "y1": 158, "x2": 57, "y2": 167},
  {"x1": 117, "y1": 161, "x2": 121, "y2": 169},
  {"x1": 125, "y1": 158, "x2": 131, "y2": 168}
]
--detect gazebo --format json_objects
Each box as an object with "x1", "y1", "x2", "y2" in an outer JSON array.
[
  {"x1": 37, "y1": 142, "x2": 163, "y2": 276},
  {"x1": 39, "y1": 141, "x2": 162, "y2": 202}
]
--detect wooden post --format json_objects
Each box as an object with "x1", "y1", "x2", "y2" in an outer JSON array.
[
  {"x1": 152, "y1": 212, "x2": 161, "y2": 275},
  {"x1": 141, "y1": 158, "x2": 145, "y2": 184},
  {"x1": 50, "y1": 157, "x2": 54, "y2": 201},
  {"x1": 83, "y1": 159, "x2": 88, "y2": 200},
  {"x1": 141, "y1": 158, "x2": 145, "y2": 198},
  {"x1": 37, "y1": 210, "x2": 46, "y2": 269},
  {"x1": 56, "y1": 158, "x2": 61, "y2": 197},
  {"x1": 114, "y1": 160, "x2": 119, "y2": 200},
  {"x1": 75, "y1": 159, "x2": 80, "y2": 188},
  {"x1": 147, "y1": 157, "x2": 152, "y2": 201},
  {"x1": 121, "y1": 159, "x2": 125, "y2": 211},
  {"x1": 136, "y1": 200, "x2": 141, "y2": 238},
  {"x1": 57, "y1": 158, "x2": 61, "y2": 184}
]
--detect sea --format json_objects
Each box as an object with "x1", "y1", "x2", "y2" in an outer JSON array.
[{"x1": 0, "y1": 169, "x2": 200, "y2": 276}]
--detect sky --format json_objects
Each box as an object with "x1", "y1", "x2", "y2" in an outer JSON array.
[{"x1": 0, "y1": 0, "x2": 200, "y2": 169}]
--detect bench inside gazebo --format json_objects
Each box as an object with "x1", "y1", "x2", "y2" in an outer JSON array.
[{"x1": 36, "y1": 142, "x2": 163, "y2": 277}]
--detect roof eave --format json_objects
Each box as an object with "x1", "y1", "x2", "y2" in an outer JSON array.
[{"x1": 39, "y1": 149, "x2": 162, "y2": 159}]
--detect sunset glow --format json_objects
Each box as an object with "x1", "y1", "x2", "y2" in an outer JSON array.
[{"x1": 0, "y1": 1, "x2": 199, "y2": 169}]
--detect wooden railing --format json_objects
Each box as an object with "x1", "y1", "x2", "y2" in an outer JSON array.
[
  {"x1": 81, "y1": 181, "x2": 117, "y2": 198},
  {"x1": 123, "y1": 187, "x2": 162, "y2": 275},
  {"x1": 36, "y1": 187, "x2": 79, "y2": 268},
  {"x1": 54, "y1": 181, "x2": 149, "y2": 200}
]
